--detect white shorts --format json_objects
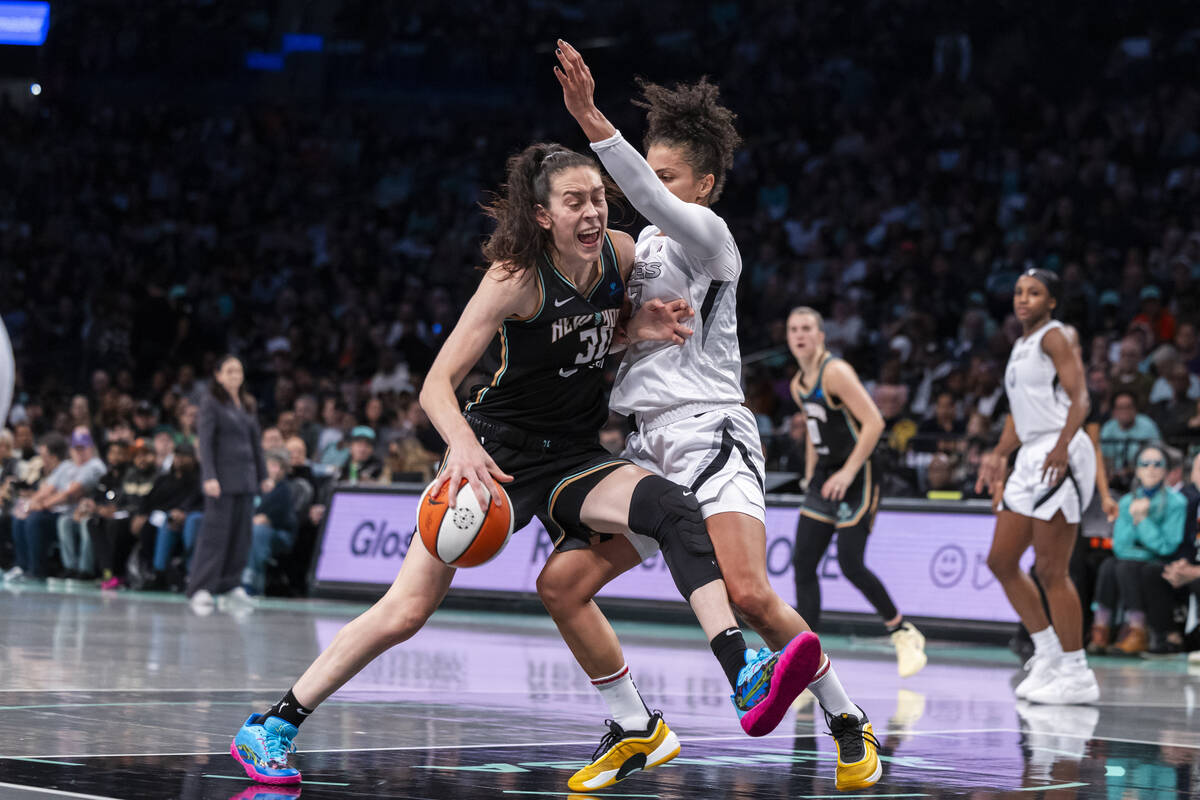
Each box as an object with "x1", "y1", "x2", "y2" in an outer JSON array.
[
  {"x1": 621, "y1": 405, "x2": 766, "y2": 560},
  {"x1": 1002, "y1": 431, "x2": 1096, "y2": 524}
]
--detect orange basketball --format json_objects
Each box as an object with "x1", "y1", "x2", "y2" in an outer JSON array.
[{"x1": 417, "y1": 478, "x2": 514, "y2": 567}]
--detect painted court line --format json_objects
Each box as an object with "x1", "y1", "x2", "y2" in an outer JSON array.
[
  {"x1": 503, "y1": 792, "x2": 659, "y2": 798},
  {"x1": 0, "y1": 782, "x2": 121, "y2": 800},
  {"x1": 10, "y1": 758, "x2": 84, "y2": 767},
  {"x1": 1015, "y1": 783, "x2": 1088, "y2": 792}
]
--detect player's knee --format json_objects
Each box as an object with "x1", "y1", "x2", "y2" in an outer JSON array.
[
  {"x1": 1033, "y1": 560, "x2": 1066, "y2": 588},
  {"x1": 627, "y1": 475, "x2": 712, "y2": 556},
  {"x1": 986, "y1": 550, "x2": 1019, "y2": 582},
  {"x1": 535, "y1": 567, "x2": 586, "y2": 616},
  {"x1": 375, "y1": 597, "x2": 435, "y2": 646}
]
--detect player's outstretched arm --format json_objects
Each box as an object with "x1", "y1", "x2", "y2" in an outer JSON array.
[
  {"x1": 554, "y1": 40, "x2": 731, "y2": 272},
  {"x1": 419, "y1": 266, "x2": 532, "y2": 507}
]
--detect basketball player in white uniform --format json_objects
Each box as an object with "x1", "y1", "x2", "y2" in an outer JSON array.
[
  {"x1": 0, "y1": 316, "x2": 13, "y2": 427},
  {"x1": 976, "y1": 268, "x2": 1100, "y2": 704},
  {"x1": 546, "y1": 41, "x2": 881, "y2": 791}
]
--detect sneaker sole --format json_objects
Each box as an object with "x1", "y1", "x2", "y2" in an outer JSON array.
[
  {"x1": 569, "y1": 730, "x2": 681, "y2": 791},
  {"x1": 897, "y1": 649, "x2": 927, "y2": 678},
  {"x1": 741, "y1": 632, "x2": 822, "y2": 737},
  {"x1": 837, "y1": 758, "x2": 883, "y2": 791},
  {"x1": 229, "y1": 740, "x2": 302, "y2": 785}
]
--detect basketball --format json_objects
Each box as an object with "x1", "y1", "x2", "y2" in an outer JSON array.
[{"x1": 417, "y1": 478, "x2": 515, "y2": 567}]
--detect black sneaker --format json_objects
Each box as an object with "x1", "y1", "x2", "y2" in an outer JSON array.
[{"x1": 825, "y1": 707, "x2": 882, "y2": 791}]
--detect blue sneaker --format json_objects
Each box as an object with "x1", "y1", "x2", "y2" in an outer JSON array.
[
  {"x1": 732, "y1": 631, "x2": 822, "y2": 737},
  {"x1": 231, "y1": 714, "x2": 301, "y2": 785}
]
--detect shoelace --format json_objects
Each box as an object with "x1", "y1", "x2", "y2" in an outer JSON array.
[
  {"x1": 825, "y1": 713, "x2": 879, "y2": 763},
  {"x1": 592, "y1": 720, "x2": 626, "y2": 761},
  {"x1": 262, "y1": 731, "x2": 297, "y2": 766},
  {"x1": 590, "y1": 712, "x2": 659, "y2": 761}
]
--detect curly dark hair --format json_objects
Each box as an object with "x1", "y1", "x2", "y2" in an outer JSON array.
[
  {"x1": 481, "y1": 143, "x2": 613, "y2": 277},
  {"x1": 633, "y1": 77, "x2": 741, "y2": 203}
]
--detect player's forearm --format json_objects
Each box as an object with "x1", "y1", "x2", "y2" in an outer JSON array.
[
  {"x1": 842, "y1": 419, "x2": 883, "y2": 477},
  {"x1": 1051, "y1": 391, "x2": 1089, "y2": 454},
  {"x1": 992, "y1": 415, "x2": 1021, "y2": 458},
  {"x1": 419, "y1": 379, "x2": 478, "y2": 451}
]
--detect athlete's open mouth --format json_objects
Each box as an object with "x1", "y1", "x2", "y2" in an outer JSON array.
[{"x1": 578, "y1": 229, "x2": 601, "y2": 246}]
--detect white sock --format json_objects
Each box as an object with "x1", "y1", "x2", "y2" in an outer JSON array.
[
  {"x1": 591, "y1": 665, "x2": 651, "y2": 732},
  {"x1": 1059, "y1": 649, "x2": 1088, "y2": 673},
  {"x1": 1029, "y1": 626, "x2": 1063, "y2": 658},
  {"x1": 808, "y1": 654, "x2": 858, "y2": 717}
]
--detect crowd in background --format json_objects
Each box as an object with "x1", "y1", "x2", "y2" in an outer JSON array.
[{"x1": 1, "y1": 0, "x2": 1200, "y2": 631}]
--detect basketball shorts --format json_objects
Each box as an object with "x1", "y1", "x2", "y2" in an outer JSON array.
[
  {"x1": 1002, "y1": 430, "x2": 1095, "y2": 524},
  {"x1": 801, "y1": 457, "x2": 879, "y2": 529},
  {"x1": 622, "y1": 404, "x2": 766, "y2": 560},
  {"x1": 457, "y1": 413, "x2": 629, "y2": 551}
]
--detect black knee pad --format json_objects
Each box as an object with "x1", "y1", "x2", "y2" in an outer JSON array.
[{"x1": 628, "y1": 475, "x2": 722, "y2": 598}]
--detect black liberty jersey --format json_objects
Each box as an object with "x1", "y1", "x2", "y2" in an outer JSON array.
[
  {"x1": 466, "y1": 232, "x2": 625, "y2": 437},
  {"x1": 790, "y1": 354, "x2": 861, "y2": 469}
]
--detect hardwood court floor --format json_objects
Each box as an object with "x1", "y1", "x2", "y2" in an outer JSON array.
[{"x1": 0, "y1": 585, "x2": 1196, "y2": 799}]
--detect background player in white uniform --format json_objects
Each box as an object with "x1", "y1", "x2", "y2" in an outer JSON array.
[
  {"x1": 976, "y1": 269, "x2": 1100, "y2": 705},
  {"x1": 544, "y1": 40, "x2": 881, "y2": 791},
  {"x1": 0, "y1": 316, "x2": 13, "y2": 428}
]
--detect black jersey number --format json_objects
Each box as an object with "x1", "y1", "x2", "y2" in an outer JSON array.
[{"x1": 575, "y1": 325, "x2": 613, "y2": 365}]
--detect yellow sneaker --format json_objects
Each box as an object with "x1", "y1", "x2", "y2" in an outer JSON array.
[
  {"x1": 891, "y1": 622, "x2": 927, "y2": 678},
  {"x1": 827, "y1": 707, "x2": 882, "y2": 791},
  {"x1": 567, "y1": 711, "x2": 680, "y2": 792}
]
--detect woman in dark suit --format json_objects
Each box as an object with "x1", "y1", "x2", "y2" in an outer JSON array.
[{"x1": 190, "y1": 355, "x2": 266, "y2": 612}]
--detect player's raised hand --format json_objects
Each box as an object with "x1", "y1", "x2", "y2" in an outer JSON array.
[
  {"x1": 626, "y1": 298, "x2": 695, "y2": 346},
  {"x1": 554, "y1": 39, "x2": 597, "y2": 121}
]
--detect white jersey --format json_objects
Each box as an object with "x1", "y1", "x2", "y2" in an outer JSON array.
[
  {"x1": 1004, "y1": 319, "x2": 1069, "y2": 442},
  {"x1": 0, "y1": 317, "x2": 12, "y2": 427},
  {"x1": 591, "y1": 131, "x2": 744, "y2": 422}
]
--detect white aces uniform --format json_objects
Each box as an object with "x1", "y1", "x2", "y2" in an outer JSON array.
[
  {"x1": 0, "y1": 317, "x2": 12, "y2": 428},
  {"x1": 1001, "y1": 319, "x2": 1095, "y2": 523},
  {"x1": 591, "y1": 132, "x2": 765, "y2": 561}
]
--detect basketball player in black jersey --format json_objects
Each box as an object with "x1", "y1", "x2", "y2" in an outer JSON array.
[
  {"x1": 231, "y1": 144, "x2": 813, "y2": 792},
  {"x1": 787, "y1": 307, "x2": 927, "y2": 677}
]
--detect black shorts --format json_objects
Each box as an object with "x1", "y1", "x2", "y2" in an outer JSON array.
[
  {"x1": 801, "y1": 457, "x2": 879, "y2": 529},
  {"x1": 452, "y1": 413, "x2": 629, "y2": 550}
]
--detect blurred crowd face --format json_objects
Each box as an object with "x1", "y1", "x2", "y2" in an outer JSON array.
[
  {"x1": 277, "y1": 411, "x2": 298, "y2": 438},
  {"x1": 1116, "y1": 336, "x2": 1142, "y2": 372},
  {"x1": 1135, "y1": 446, "x2": 1167, "y2": 489},
  {"x1": 789, "y1": 412, "x2": 807, "y2": 444},
  {"x1": 0, "y1": 435, "x2": 11, "y2": 462},
  {"x1": 262, "y1": 427, "x2": 285, "y2": 452},
  {"x1": 177, "y1": 401, "x2": 197, "y2": 432},
  {"x1": 934, "y1": 393, "x2": 957, "y2": 427},
  {"x1": 321, "y1": 398, "x2": 340, "y2": 428},
  {"x1": 285, "y1": 436, "x2": 307, "y2": 467},
  {"x1": 154, "y1": 431, "x2": 175, "y2": 462},
  {"x1": 926, "y1": 455, "x2": 954, "y2": 490},
  {"x1": 133, "y1": 447, "x2": 156, "y2": 472},
  {"x1": 174, "y1": 449, "x2": 196, "y2": 473},
  {"x1": 70, "y1": 395, "x2": 90, "y2": 424},
  {"x1": 350, "y1": 439, "x2": 374, "y2": 464},
  {"x1": 1112, "y1": 393, "x2": 1137, "y2": 428},
  {"x1": 14, "y1": 424, "x2": 33, "y2": 452},
  {"x1": 1190, "y1": 453, "x2": 1200, "y2": 490},
  {"x1": 106, "y1": 442, "x2": 130, "y2": 468},
  {"x1": 295, "y1": 395, "x2": 317, "y2": 424}
]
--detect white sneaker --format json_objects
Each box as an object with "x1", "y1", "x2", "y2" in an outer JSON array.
[
  {"x1": 891, "y1": 623, "x2": 928, "y2": 678},
  {"x1": 3, "y1": 566, "x2": 24, "y2": 582},
  {"x1": 1014, "y1": 653, "x2": 1058, "y2": 699},
  {"x1": 218, "y1": 586, "x2": 257, "y2": 611},
  {"x1": 189, "y1": 589, "x2": 216, "y2": 614},
  {"x1": 1024, "y1": 666, "x2": 1100, "y2": 705}
]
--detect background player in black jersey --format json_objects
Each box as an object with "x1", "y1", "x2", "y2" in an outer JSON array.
[
  {"x1": 230, "y1": 143, "x2": 815, "y2": 792},
  {"x1": 787, "y1": 307, "x2": 927, "y2": 678}
]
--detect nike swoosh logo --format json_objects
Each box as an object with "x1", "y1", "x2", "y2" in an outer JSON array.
[
  {"x1": 554, "y1": 297, "x2": 573, "y2": 307},
  {"x1": 559, "y1": 368, "x2": 578, "y2": 378},
  {"x1": 427, "y1": 497, "x2": 444, "y2": 506},
  {"x1": 725, "y1": 629, "x2": 740, "y2": 636}
]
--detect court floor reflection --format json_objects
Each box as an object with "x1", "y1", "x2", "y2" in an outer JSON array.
[{"x1": 0, "y1": 586, "x2": 1197, "y2": 798}]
